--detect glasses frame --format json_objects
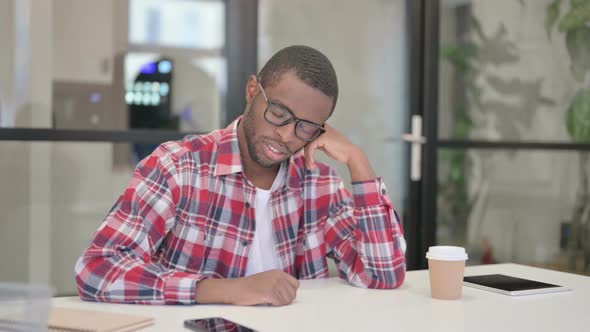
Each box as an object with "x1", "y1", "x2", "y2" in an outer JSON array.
[{"x1": 257, "y1": 82, "x2": 326, "y2": 142}]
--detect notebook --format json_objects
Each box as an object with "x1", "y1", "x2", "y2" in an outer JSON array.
[{"x1": 48, "y1": 307, "x2": 154, "y2": 332}]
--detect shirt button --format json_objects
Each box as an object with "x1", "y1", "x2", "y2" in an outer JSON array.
[
  {"x1": 245, "y1": 202, "x2": 251, "y2": 208},
  {"x1": 381, "y1": 188, "x2": 386, "y2": 195},
  {"x1": 242, "y1": 240, "x2": 249, "y2": 246}
]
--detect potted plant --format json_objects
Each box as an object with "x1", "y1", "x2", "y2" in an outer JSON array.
[{"x1": 546, "y1": 0, "x2": 590, "y2": 272}]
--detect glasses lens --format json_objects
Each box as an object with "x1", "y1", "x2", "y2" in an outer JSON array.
[
  {"x1": 296, "y1": 121, "x2": 321, "y2": 141},
  {"x1": 265, "y1": 104, "x2": 292, "y2": 125}
]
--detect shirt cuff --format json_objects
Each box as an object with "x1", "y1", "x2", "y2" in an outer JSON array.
[
  {"x1": 163, "y1": 272, "x2": 203, "y2": 305},
  {"x1": 351, "y1": 177, "x2": 392, "y2": 207}
]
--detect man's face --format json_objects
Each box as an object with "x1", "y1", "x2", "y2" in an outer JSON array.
[{"x1": 241, "y1": 71, "x2": 333, "y2": 168}]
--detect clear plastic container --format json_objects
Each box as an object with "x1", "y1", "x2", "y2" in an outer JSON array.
[{"x1": 0, "y1": 283, "x2": 53, "y2": 332}]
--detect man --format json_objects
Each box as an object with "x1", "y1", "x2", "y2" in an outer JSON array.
[{"x1": 75, "y1": 45, "x2": 406, "y2": 306}]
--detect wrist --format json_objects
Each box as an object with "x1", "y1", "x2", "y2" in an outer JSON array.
[
  {"x1": 195, "y1": 277, "x2": 242, "y2": 305},
  {"x1": 346, "y1": 147, "x2": 376, "y2": 182},
  {"x1": 224, "y1": 277, "x2": 242, "y2": 304},
  {"x1": 345, "y1": 145, "x2": 364, "y2": 167}
]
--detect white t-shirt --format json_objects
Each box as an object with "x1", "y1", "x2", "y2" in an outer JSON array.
[{"x1": 244, "y1": 163, "x2": 287, "y2": 276}]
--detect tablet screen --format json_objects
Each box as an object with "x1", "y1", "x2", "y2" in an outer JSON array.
[{"x1": 463, "y1": 274, "x2": 561, "y2": 292}]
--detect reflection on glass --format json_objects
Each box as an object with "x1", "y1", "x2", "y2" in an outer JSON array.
[
  {"x1": 438, "y1": 0, "x2": 589, "y2": 142},
  {"x1": 126, "y1": 57, "x2": 175, "y2": 130},
  {"x1": 1, "y1": 0, "x2": 227, "y2": 131},
  {"x1": 124, "y1": 53, "x2": 225, "y2": 134},
  {"x1": 0, "y1": 93, "x2": 7, "y2": 127},
  {"x1": 0, "y1": 142, "x2": 137, "y2": 295},
  {"x1": 129, "y1": 0, "x2": 225, "y2": 49},
  {"x1": 437, "y1": 149, "x2": 590, "y2": 276}
]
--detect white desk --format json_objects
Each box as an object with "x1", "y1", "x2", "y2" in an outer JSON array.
[{"x1": 52, "y1": 264, "x2": 590, "y2": 331}]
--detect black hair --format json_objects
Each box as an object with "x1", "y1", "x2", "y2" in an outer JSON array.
[{"x1": 258, "y1": 45, "x2": 338, "y2": 113}]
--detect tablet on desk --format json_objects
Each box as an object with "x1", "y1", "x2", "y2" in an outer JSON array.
[{"x1": 463, "y1": 274, "x2": 571, "y2": 296}]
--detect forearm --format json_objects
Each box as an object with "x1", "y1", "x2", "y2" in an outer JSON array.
[
  {"x1": 75, "y1": 247, "x2": 202, "y2": 305},
  {"x1": 355, "y1": 210, "x2": 406, "y2": 286},
  {"x1": 76, "y1": 151, "x2": 189, "y2": 303},
  {"x1": 331, "y1": 210, "x2": 406, "y2": 289},
  {"x1": 195, "y1": 278, "x2": 240, "y2": 304},
  {"x1": 346, "y1": 147, "x2": 376, "y2": 182},
  {"x1": 329, "y1": 180, "x2": 406, "y2": 289}
]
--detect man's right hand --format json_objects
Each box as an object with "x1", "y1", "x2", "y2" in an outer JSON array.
[
  {"x1": 195, "y1": 269, "x2": 299, "y2": 306},
  {"x1": 232, "y1": 269, "x2": 299, "y2": 306}
]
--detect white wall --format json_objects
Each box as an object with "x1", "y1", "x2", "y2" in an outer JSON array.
[
  {"x1": 0, "y1": 0, "x2": 15, "y2": 125},
  {"x1": 52, "y1": 0, "x2": 115, "y2": 84}
]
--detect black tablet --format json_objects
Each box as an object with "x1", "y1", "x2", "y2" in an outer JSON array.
[{"x1": 463, "y1": 274, "x2": 571, "y2": 296}]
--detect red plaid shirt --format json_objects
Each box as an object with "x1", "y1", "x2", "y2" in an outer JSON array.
[{"x1": 75, "y1": 118, "x2": 406, "y2": 304}]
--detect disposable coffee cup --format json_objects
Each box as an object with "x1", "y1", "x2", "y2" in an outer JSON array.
[{"x1": 426, "y1": 246, "x2": 468, "y2": 300}]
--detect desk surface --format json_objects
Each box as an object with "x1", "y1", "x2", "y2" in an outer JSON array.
[{"x1": 52, "y1": 264, "x2": 590, "y2": 332}]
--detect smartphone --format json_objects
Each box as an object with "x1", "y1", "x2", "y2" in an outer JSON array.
[{"x1": 184, "y1": 317, "x2": 258, "y2": 332}]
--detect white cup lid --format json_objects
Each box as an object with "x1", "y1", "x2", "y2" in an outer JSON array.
[{"x1": 425, "y1": 246, "x2": 468, "y2": 261}]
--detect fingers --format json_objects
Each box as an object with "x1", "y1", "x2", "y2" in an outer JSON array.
[
  {"x1": 247, "y1": 270, "x2": 299, "y2": 306},
  {"x1": 270, "y1": 279, "x2": 297, "y2": 306},
  {"x1": 304, "y1": 124, "x2": 353, "y2": 168},
  {"x1": 281, "y1": 274, "x2": 298, "y2": 304},
  {"x1": 305, "y1": 141, "x2": 318, "y2": 170},
  {"x1": 281, "y1": 279, "x2": 297, "y2": 303},
  {"x1": 266, "y1": 272, "x2": 298, "y2": 306},
  {"x1": 268, "y1": 286, "x2": 288, "y2": 306},
  {"x1": 284, "y1": 273, "x2": 300, "y2": 289}
]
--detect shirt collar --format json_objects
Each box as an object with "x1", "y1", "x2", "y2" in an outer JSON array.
[
  {"x1": 213, "y1": 116, "x2": 244, "y2": 177},
  {"x1": 213, "y1": 116, "x2": 303, "y2": 192}
]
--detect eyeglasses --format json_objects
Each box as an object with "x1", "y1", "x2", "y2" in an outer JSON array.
[{"x1": 257, "y1": 82, "x2": 326, "y2": 142}]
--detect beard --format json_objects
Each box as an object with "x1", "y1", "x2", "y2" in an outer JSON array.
[{"x1": 242, "y1": 105, "x2": 292, "y2": 168}]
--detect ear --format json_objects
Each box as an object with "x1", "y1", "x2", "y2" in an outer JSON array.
[{"x1": 245, "y1": 75, "x2": 259, "y2": 104}]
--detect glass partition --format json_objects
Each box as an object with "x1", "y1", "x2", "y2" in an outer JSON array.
[
  {"x1": 436, "y1": 0, "x2": 590, "y2": 276},
  {"x1": 0, "y1": 0, "x2": 226, "y2": 133},
  {"x1": 439, "y1": 0, "x2": 590, "y2": 143},
  {"x1": 0, "y1": 141, "x2": 136, "y2": 295},
  {"x1": 437, "y1": 148, "x2": 590, "y2": 275}
]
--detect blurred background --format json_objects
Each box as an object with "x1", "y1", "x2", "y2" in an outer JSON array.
[{"x1": 0, "y1": 0, "x2": 589, "y2": 296}]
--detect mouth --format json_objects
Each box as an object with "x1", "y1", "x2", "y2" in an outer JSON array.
[{"x1": 263, "y1": 141, "x2": 288, "y2": 161}]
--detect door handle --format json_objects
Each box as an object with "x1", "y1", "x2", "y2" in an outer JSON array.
[{"x1": 402, "y1": 115, "x2": 426, "y2": 181}]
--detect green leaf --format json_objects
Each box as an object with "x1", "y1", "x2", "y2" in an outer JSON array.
[
  {"x1": 566, "y1": 90, "x2": 590, "y2": 142},
  {"x1": 440, "y1": 44, "x2": 478, "y2": 72},
  {"x1": 453, "y1": 111, "x2": 473, "y2": 140},
  {"x1": 546, "y1": 0, "x2": 561, "y2": 39},
  {"x1": 565, "y1": 26, "x2": 590, "y2": 80},
  {"x1": 559, "y1": 2, "x2": 590, "y2": 32},
  {"x1": 570, "y1": 0, "x2": 589, "y2": 9}
]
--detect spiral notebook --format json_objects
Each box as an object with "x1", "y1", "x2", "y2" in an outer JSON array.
[{"x1": 48, "y1": 307, "x2": 154, "y2": 332}]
